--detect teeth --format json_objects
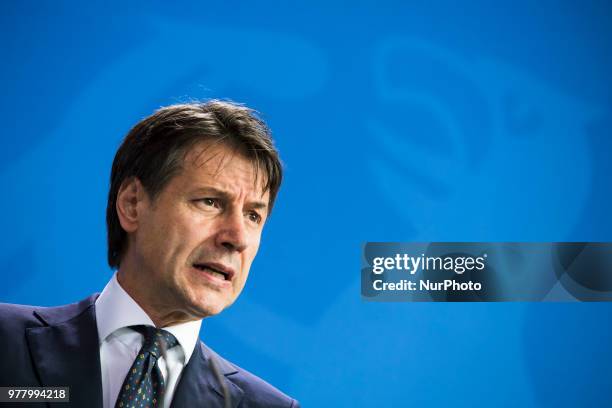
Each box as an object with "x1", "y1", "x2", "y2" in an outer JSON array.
[
  {"x1": 195, "y1": 265, "x2": 226, "y2": 280},
  {"x1": 207, "y1": 269, "x2": 225, "y2": 280},
  {"x1": 193, "y1": 264, "x2": 227, "y2": 280}
]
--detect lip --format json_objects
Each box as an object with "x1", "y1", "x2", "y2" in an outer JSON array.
[
  {"x1": 191, "y1": 262, "x2": 235, "y2": 288},
  {"x1": 202, "y1": 262, "x2": 236, "y2": 281},
  {"x1": 192, "y1": 266, "x2": 232, "y2": 289}
]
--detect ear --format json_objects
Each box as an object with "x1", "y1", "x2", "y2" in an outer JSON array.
[{"x1": 116, "y1": 177, "x2": 147, "y2": 233}]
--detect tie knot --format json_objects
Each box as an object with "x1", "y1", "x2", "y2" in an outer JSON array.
[{"x1": 131, "y1": 325, "x2": 179, "y2": 358}]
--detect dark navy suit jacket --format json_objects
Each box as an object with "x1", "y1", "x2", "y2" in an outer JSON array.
[{"x1": 0, "y1": 295, "x2": 299, "y2": 408}]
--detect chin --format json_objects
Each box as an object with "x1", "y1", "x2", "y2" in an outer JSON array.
[
  {"x1": 177, "y1": 283, "x2": 231, "y2": 318},
  {"x1": 201, "y1": 304, "x2": 225, "y2": 317},
  {"x1": 189, "y1": 296, "x2": 229, "y2": 318}
]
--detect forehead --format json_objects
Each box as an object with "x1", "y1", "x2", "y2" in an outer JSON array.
[{"x1": 173, "y1": 141, "x2": 269, "y2": 199}]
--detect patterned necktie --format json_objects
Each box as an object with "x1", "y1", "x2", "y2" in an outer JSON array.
[{"x1": 115, "y1": 325, "x2": 179, "y2": 408}]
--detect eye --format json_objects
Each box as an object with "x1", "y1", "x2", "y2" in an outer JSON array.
[
  {"x1": 247, "y1": 211, "x2": 262, "y2": 225},
  {"x1": 200, "y1": 198, "x2": 220, "y2": 208}
]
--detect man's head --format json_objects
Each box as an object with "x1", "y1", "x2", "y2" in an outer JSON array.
[{"x1": 106, "y1": 101, "x2": 282, "y2": 323}]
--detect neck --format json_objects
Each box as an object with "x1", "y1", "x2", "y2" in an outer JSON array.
[{"x1": 116, "y1": 258, "x2": 198, "y2": 328}]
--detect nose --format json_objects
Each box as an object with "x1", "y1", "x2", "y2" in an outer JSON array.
[{"x1": 215, "y1": 209, "x2": 248, "y2": 253}]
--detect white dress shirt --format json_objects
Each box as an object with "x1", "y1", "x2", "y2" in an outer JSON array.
[{"x1": 95, "y1": 273, "x2": 202, "y2": 408}]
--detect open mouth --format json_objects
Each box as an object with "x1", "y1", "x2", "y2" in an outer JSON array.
[{"x1": 193, "y1": 263, "x2": 232, "y2": 281}]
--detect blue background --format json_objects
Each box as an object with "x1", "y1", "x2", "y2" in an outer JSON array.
[{"x1": 1, "y1": 2, "x2": 611, "y2": 406}]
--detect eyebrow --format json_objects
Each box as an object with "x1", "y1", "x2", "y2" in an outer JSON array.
[{"x1": 192, "y1": 186, "x2": 268, "y2": 210}]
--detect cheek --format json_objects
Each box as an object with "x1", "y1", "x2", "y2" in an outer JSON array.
[
  {"x1": 136, "y1": 221, "x2": 166, "y2": 261},
  {"x1": 233, "y1": 269, "x2": 251, "y2": 298},
  {"x1": 139, "y1": 214, "x2": 191, "y2": 268},
  {"x1": 243, "y1": 238, "x2": 261, "y2": 268},
  {"x1": 236, "y1": 246, "x2": 259, "y2": 286}
]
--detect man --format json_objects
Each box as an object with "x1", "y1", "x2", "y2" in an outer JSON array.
[{"x1": 0, "y1": 101, "x2": 299, "y2": 407}]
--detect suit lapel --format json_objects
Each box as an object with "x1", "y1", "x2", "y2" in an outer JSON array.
[
  {"x1": 25, "y1": 295, "x2": 103, "y2": 408},
  {"x1": 23, "y1": 294, "x2": 243, "y2": 408},
  {"x1": 171, "y1": 342, "x2": 243, "y2": 408}
]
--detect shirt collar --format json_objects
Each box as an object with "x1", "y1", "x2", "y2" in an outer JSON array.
[{"x1": 95, "y1": 272, "x2": 202, "y2": 364}]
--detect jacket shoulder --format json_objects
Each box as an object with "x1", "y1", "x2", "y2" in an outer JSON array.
[
  {"x1": 0, "y1": 301, "x2": 44, "y2": 334},
  {"x1": 202, "y1": 342, "x2": 300, "y2": 408},
  {"x1": 0, "y1": 294, "x2": 98, "y2": 335},
  {"x1": 0, "y1": 295, "x2": 99, "y2": 389}
]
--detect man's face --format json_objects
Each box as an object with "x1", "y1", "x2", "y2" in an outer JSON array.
[{"x1": 126, "y1": 141, "x2": 270, "y2": 319}]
